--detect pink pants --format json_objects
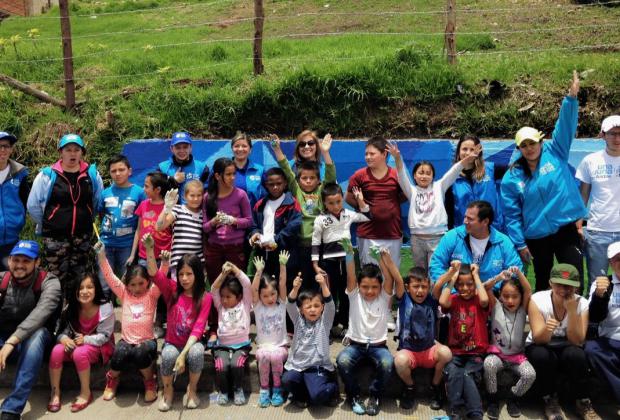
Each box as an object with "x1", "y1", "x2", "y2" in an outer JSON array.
[
  {"x1": 256, "y1": 346, "x2": 288, "y2": 389},
  {"x1": 49, "y1": 343, "x2": 102, "y2": 372}
]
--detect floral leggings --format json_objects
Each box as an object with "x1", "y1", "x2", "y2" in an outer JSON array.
[{"x1": 483, "y1": 354, "x2": 536, "y2": 396}]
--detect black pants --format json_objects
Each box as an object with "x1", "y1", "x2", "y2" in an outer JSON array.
[
  {"x1": 319, "y1": 257, "x2": 349, "y2": 328},
  {"x1": 526, "y1": 222, "x2": 584, "y2": 293},
  {"x1": 213, "y1": 346, "x2": 250, "y2": 393},
  {"x1": 525, "y1": 343, "x2": 588, "y2": 400},
  {"x1": 110, "y1": 339, "x2": 157, "y2": 371}
]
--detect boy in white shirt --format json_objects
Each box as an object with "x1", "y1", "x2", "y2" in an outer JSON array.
[{"x1": 335, "y1": 240, "x2": 394, "y2": 416}]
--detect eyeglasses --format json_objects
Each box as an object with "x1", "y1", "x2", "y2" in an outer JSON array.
[
  {"x1": 0, "y1": 144, "x2": 12, "y2": 150},
  {"x1": 298, "y1": 141, "x2": 316, "y2": 148}
]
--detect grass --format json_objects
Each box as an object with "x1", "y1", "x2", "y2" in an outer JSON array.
[{"x1": 0, "y1": 0, "x2": 619, "y2": 170}]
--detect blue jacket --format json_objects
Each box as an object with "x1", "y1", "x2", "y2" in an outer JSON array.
[
  {"x1": 234, "y1": 161, "x2": 265, "y2": 209},
  {"x1": 250, "y1": 192, "x2": 302, "y2": 255},
  {"x1": 500, "y1": 96, "x2": 586, "y2": 248},
  {"x1": 158, "y1": 155, "x2": 208, "y2": 203},
  {"x1": 429, "y1": 225, "x2": 522, "y2": 289},
  {"x1": 27, "y1": 160, "x2": 103, "y2": 236},
  {"x1": 452, "y1": 161, "x2": 504, "y2": 231},
  {"x1": 0, "y1": 160, "x2": 29, "y2": 246}
]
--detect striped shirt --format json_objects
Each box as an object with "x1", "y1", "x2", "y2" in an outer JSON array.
[
  {"x1": 285, "y1": 297, "x2": 335, "y2": 372},
  {"x1": 171, "y1": 204, "x2": 204, "y2": 268}
]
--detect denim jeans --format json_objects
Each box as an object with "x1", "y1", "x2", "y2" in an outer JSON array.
[
  {"x1": 98, "y1": 246, "x2": 132, "y2": 297},
  {"x1": 444, "y1": 354, "x2": 484, "y2": 417},
  {"x1": 0, "y1": 328, "x2": 52, "y2": 415},
  {"x1": 336, "y1": 343, "x2": 394, "y2": 398},
  {"x1": 585, "y1": 229, "x2": 620, "y2": 290}
]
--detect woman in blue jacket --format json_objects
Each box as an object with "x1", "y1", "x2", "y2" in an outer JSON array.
[
  {"x1": 447, "y1": 135, "x2": 505, "y2": 232},
  {"x1": 230, "y1": 132, "x2": 265, "y2": 209},
  {"x1": 501, "y1": 72, "x2": 586, "y2": 292}
]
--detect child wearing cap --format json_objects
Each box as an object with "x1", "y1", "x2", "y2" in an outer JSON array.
[
  {"x1": 525, "y1": 263, "x2": 600, "y2": 420},
  {"x1": 501, "y1": 72, "x2": 587, "y2": 293},
  {"x1": 157, "y1": 132, "x2": 209, "y2": 203},
  {"x1": 0, "y1": 132, "x2": 30, "y2": 272},
  {"x1": 27, "y1": 134, "x2": 104, "y2": 298},
  {"x1": 576, "y1": 115, "x2": 620, "y2": 295},
  {"x1": 585, "y1": 241, "x2": 620, "y2": 411}
]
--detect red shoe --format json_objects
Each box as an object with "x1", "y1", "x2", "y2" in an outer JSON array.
[
  {"x1": 143, "y1": 376, "x2": 158, "y2": 403},
  {"x1": 70, "y1": 393, "x2": 93, "y2": 412},
  {"x1": 103, "y1": 371, "x2": 119, "y2": 401},
  {"x1": 47, "y1": 396, "x2": 61, "y2": 413}
]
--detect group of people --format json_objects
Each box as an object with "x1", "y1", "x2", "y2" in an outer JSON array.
[{"x1": 0, "y1": 73, "x2": 618, "y2": 420}]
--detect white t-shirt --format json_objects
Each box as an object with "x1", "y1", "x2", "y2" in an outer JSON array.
[
  {"x1": 588, "y1": 273, "x2": 620, "y2": 341},
  {"x1": 261, "y1": 195, "x2": 285, "y2": 244},
  {"x1": 346, "y1": 287, "x2": 392, "y2": 343},
  {"x1": 525, "y1": 289, "x2": 588, "y2": 345},
  {"x1": 575, "y1": 150, "x2": 620, "y2": 232},
  {"x1": 0, "y1": 166, "x2": 10, "y2": 184},
  {"x1": 470, "y1": 235, "x2": 489, "y2": 265},
  {"x1": 254, "y1": 300, "x2": 288, "y2": 348}
]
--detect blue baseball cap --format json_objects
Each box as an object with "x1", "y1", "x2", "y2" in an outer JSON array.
[
  {"x1": 58, "y1": 134, "x2": 85, "y2": 150},
  {"x1": 10, "y1": 240, "x2": 40, "y2": 259},
  {"x1": 170, "y1": 132, "x2": 192, "y2": 146},
  {"x1": 0, "y1": 132, "x2": 17, "y2": 145}
]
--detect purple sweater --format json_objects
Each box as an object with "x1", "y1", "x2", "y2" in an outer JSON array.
[{"x1": 202, "y1": 187, "x2": 252, "y2": 245}]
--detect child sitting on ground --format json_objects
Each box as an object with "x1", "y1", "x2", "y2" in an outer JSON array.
[
  {"x1": 210, "y1": 261, "x2": 253, "y2": 406},
  {"x1": 433, "y1": 261, "x2": 489, "y2": 420},
  {"x1": 336, "y1": 241, "x2": 394, "y2": 416},
  {"x1": 482, "y1": 266, "x2": 535, "y2": 419},
  {"x1": 251, "y1": 252, "x2": 290, "y2": 408},
  {"x1": 392, "y1": 265, "x2": 452, "y2": 410},
  {"x1": 282, "y1": 271, "x2": 338, "y2": 408},
  {"x1": 94, "y1": 237, "x2": 161, "y2": 404}
]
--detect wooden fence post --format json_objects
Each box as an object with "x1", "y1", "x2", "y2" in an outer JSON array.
[
  {"x1": 59, "y1": 0, "x2": 76, "y2": 110},
  {"x1": 444, "y1": 0, "x2": 457, "y2": 65},
  {"x1": 253, "y1": 0, "x2": 264, "y2": 75}
]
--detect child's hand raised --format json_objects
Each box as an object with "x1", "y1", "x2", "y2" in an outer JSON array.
[
  {"x1": 351, "y1": 186, "x2": 364, "y2": 202},
  {"x1": 164, "y1": 188, "x2": 179, "y2": 212},
  {"x1": 253, "y1": 256, "x2": 265, "y2": 272},
  {"x1": 471, "y1": 264, "x2": 480, "y2": 277},
  {"x1": 93, "y1": 241, "x2": 106, "y2": 256},
  {"x1": 386, "y1": 141, "x2": 401, "y2": 160},
  {"x1": 340, "y1": 238, "x2": 354, "y2": 256},
  {"x1": 320, "y1": 133, "x2": 333, "y2": 153},
  {"x1": 222, "y1": 261, "x2": 235, "y2": 274},
  {"x1": 269, "y1": 134, "x2": 281, "y2": 150},
  {"x1": 315, "y1": 273, "x2": 328, "y2": 288},
  {"x1": 369, "y1": 245, "x2": 381, "y2": 263},
  {"x1": 279, "y1": 250, "x2": 290, "y2": 266},
  {"x1": 293, "y1": 273, "x2": 303, "y2": 290},
  {"x1": 160, "y1": 250, "x2": 171, "y2": 264},
  {"x1": 141, "y1": 233, "x2": 155, "y2": 250}
]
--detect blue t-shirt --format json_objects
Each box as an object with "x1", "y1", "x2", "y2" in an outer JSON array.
[
  {"x1": 398, "y1": 293, "x2": 438, "y2": 352},
  {"x1": 99, "y1": 184, "x2": 146, "y2": 248}
]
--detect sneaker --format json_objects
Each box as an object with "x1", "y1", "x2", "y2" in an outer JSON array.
[
  {"x1": 430, "y1": 384, "x2": 443, "y2": 410},
  {"x1": 349, "y1": 395, "x2": 366, "y2": 415},
  {"x1": 271, "y1": 387, "x2": 284, "y2": 407},
  {"x1": 258, "y1": 389, "x2": 270, "y2": 408},
  {"x1": 575, "y1": 398, "x2": 601, "y2": 420},
  {"x1": 365, "y1": 395, "x2": 380, "y2": 416},
  {"x1": 158, "y1": 397, "x2": 172, "y2": 412},
  {"x1": 507, "y1": 399, "x2": 521, "y2": 418},
  {"x1": 543, "y1": 394, "x2": 564, "y2": 420},
  {"x1": 486, "y1": 400, "x2": 500, "y2": 420},
  {"x1": 400, "y1": 386, "x2": 415, "y2": 410},
  {"x1": 293, "y1": 398, "x2": 308, "y2": 409},
  {"x1": 449, "y1": 408, "x2": 463, "y2": 420},
  {"x1": 233, "y1": 388, "x2": 246, "y2": 405},
  {"x1": 217, "y1": 392, "x2": 229, "y2": 406}
]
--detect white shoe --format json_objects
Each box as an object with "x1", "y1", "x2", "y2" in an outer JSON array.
[
  {"x1": 158, "y1": 397, "x2": 172, "y2": 412},
  {"x1": 183, "y1": 392, "x2": 200, "y2": 409}
]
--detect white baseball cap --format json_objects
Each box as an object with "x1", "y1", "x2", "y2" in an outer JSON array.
[
  {"x1": 608, "y1": 241, "x2": 620, "y2": 259},
  {"x1": 601, "y1": 115, "x2": 620, "y2": 134}
]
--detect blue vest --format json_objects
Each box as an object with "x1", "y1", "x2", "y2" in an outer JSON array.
[
  {"x1": 398, "y1": 293, "x2": 437, "y2": 352},
  {"x1": 0, "y1": 163, "x2": 28, "y2": 246}
]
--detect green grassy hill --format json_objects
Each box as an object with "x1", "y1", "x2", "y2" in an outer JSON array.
[{"x1": 0, "y1": 0, "x2": 619, "y2": 168}]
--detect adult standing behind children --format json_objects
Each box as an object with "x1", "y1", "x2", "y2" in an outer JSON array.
[
  {"x1": 98, "y1": 155, "x2": 146, "y2": 296},
  {"x1": 585, "y1": 242, "x2": 620, "y2": 415},
  {"x1": 446, "y1": 135, "x2": 505, "y2": 232},
  {"x1": 230, "y1": 132, "x2": 265, "y2": 209},
  {"x1": 28, "y1": 134, "x2": 103, "y2": 297},
  {"x1": 525, "y1": 263, "x2": 600, "y2": 420},
  {"x1": 576, "y1": 115, "x2": 620, "y2": 292},
  {"x1": 288, "y1": 129, "x2": 327, "y2": 180},
  {"x1": 501, "y1": 72, "x2": 586, "y2": 292},
  {"x1": 346, "y1": 136, "x2": 407, "y2": 267},
  {"x1": 0, "y1": 132, "x2": 30, "y2": 272},
  {"x1": 157, "y1": 132, "x2": 209, "y2": 203},
  {"x1": 0, "y1": 240, "x2": 61, "y2": 420}
]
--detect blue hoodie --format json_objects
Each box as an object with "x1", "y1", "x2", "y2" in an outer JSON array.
[
  {"x1": 429, "y1": 225, "x2": 522, "y2": 288},
  {"x1": 0, "y1": 160, "x2": 29, "y2": 246},
  {"x1": 500, "y1": 96, "x2": 586, "y2": 249},
  {"x1": 157, "y1": 155, "x2": 208, "y2": 203}
]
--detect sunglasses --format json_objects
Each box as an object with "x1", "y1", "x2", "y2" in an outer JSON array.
[{"x1": 298, "y1": 141, "x2": 316, "y2": 148}]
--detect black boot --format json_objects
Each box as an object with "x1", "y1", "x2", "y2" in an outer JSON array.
[
  {"x1": 400, "y1": 386, "x2": 415, "y2": 410},
  {"x1": 486, "y1": 393, "x2": 500, "y2": 420},
  {"x1": 430, "y1": 383, "x2": 443, "y2": 410}
]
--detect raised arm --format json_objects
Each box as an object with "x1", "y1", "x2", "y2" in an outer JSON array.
[
  {"x1": 319, "y1": 133, "x2": 334, "y2": 166},
  {"x1": 269, "y1": 134, "x2": 287, "y2": 162},
  {"x1": 251, "y1": 256, "x2": 265, "y2": 305},
  {"x1": 433, "y1": 260, "x2": 460, "y2": 301},
  {"x1": 142, "y1": 233, "x2": 159, "y2": 277},
  {"x1": 156, "y1": 189, "x2": 178, "y2": 231},
  {"x1": 278, "y1": 251, "x2": 289, "y2": 301},
  {"x1": 550, "y1": 71, "x2": 580, "y2": 161},
  {"x1": 387, "y1": 142, "x2": 413, "y2": 200},
  {"x1": 341, "y1": 238, "x2": 357, "y2": 293},
  {"x1": 471, "y1": 264, "x2": 488, "y2": 309},
  {"x1": 94, "y1": 241, "x2": 125, "y2": 300},
  {"x1": 510, "y1": 266, "x2": 532, "y2": 310},
  {"x1": 378, "y1": 248, "x2": 396, "y2": 295}
]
